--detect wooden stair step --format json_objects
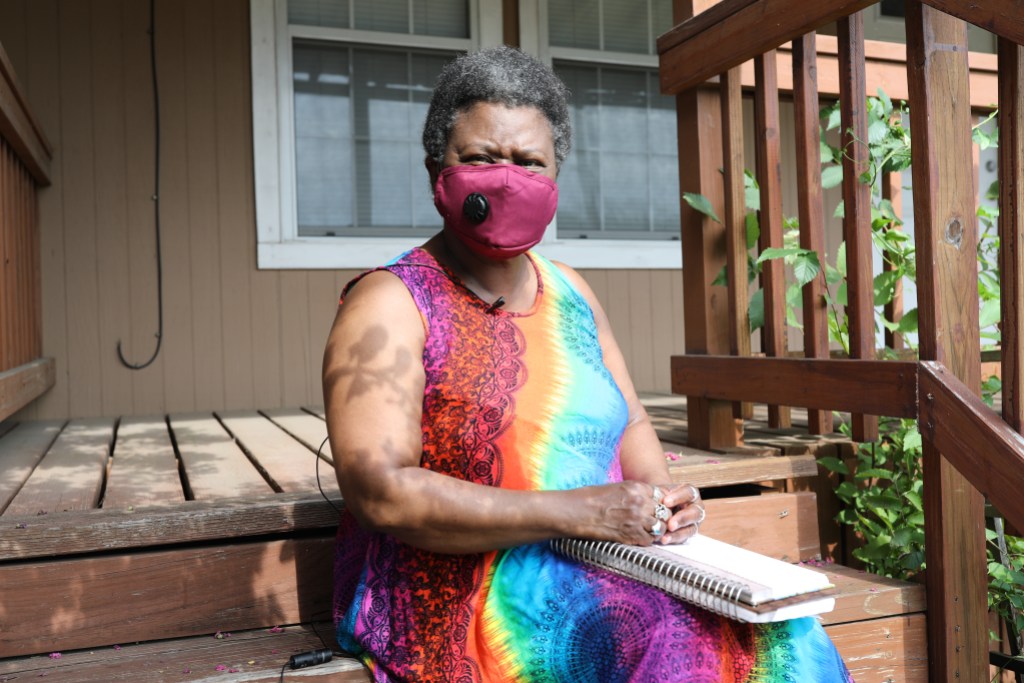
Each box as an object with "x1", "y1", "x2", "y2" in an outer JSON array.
[
  {"x1": 170, "y1": 413, "x2": 275, "y2": 501},
  {"x1": 103, "y1": 416, "x2": 184, "y2": 510},
  {"x1": 0, "y1": 419, "x2": 64, "y2": 514},
  {"x1": 668, "y1": 450, "x2": 819, "y2": 488},
  {"x1": 816, "y1": 564, "x2": 928, "y2": 682},
  {"x1": 0, "y1": 623, "x2": 371, "y2": 682}
]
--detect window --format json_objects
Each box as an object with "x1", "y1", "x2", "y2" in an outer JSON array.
[
  {"x1": 251, "y1": 0, "x2": 683, "y2": 269},
  {"x1": 543, "y1": 0, "x2": 681, "y2": 243}
]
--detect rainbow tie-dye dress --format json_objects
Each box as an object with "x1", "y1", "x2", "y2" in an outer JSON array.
[{"x1": 333, "y1": 247, "x2": 854, "y2": 682}]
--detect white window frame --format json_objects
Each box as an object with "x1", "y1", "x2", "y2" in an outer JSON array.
[{"x1": 252, "y1": 0, "x2": 682, "y2": 269}]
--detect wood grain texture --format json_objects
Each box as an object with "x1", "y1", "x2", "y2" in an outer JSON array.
[
  {"x1": 0, "y1": 491, "x2": 341, "y2": 561},
  {"x1": 696, "y1": 491, "x2": 820, "y2": 562},
  {"x1": 920, "y1": 362, "x2": 1024, "y2": 533},
  {"x1": 0, "y1": 623, "x2": 371, "y2": 682},
  {"x1": 791, "y1": 33, "x2": 832, "y2": 435},
  {"x1": 0, "y1": 536, "x2": 334, "y2": 657},
  {"x1": 666, "y1": 451, "x2": 818, "y2": 488},
  {"x1": 819, "y1": 564, "x2": 927, "y2": 626},
  {"x1": 837, "y1": 13, "x2": 878, "y2": 443},
  {"x1": 102, "y1": 416, "x2": 185, "y2": 510},
  {"x1": 0, "y1": 419, "x2": 62, "y2": 514},
  {"x1": 2, "y1": 417, "x2": 113, "y2": 516},
  {"x1": 999, "y1": 38, "x2": 1024, "y2": 433},
  {"x1": 753, "y1": 52, "x2": 790, "y2": 430},
  {"x1": 905, "y1": 4, "x2": 988, "y2": 680},
  {"x1": 217, "y1": 412, "x2": 339, "y2": 496},
  {"x1": 671, "y1": 355, "x2": 918, "y2": 416},
  {"x1": 826, "y1": 613, "x2": 928, "y2": 683},
  {"x1": 0, "y1": 38, "x2": 52, "y2": 183},
  {"x1": 918, "y1": 0, "x2": 1024, "y2": 47},
  {"x1": 262, "y1": 408, "x2": 332, "y2": 464},
  {"x1": 170, "y1": 413, "x2": 274, "y2": 500},
  {"x1": 0, "y1": 357, "x2": 54, "y2": 422},
  {"x1": 658, "y1": 0, "x2": 878, "y2": 94}
]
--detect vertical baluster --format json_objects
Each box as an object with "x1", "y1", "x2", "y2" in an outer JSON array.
[
  {"x1": 906, "y1": 3, "x2": 988, "y2": 680},
  {"x1": 1000, "y1": 36, "x2": 1024, "y2": 435},
  {"x1": 837, "y1": 13, "x2": 878, "y2": 442},
  {"x1": 792, "y1": 33, "x2": 832, "y2": 435},
  {"x1": 881, "y1": 171, "x2": 904, "y2": 352},
  {"x1": 673, "y1": 0, "x2": 741, "y2": 450},
  {"x1": 753, "y1": 51, "x2": 790, "y2": 429},
  {"x1": 719, "y1": 67, "x2": 752, "y2": 422}
]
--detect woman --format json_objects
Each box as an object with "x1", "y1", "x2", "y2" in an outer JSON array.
[{"x1": 323, "y1": 46, "x2": 852, "y2": 682}]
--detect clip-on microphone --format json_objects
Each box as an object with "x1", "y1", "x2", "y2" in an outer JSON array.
[{"x1": 487, "y1": 296, "x2": 506, "y2": 313}]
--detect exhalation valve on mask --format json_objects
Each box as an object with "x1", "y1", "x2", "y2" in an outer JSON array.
[{"x1": 463, "y1": 192, "x2": 490, "y2": 223}]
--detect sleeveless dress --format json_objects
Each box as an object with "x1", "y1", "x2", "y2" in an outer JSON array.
[{"x1": 333, "y1": 247, "x2": 854, "y2": 683}]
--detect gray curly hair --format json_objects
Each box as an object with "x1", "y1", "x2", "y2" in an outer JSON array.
[{"x1": 422, "y1": 46, "x2": 572, "y2": 167}]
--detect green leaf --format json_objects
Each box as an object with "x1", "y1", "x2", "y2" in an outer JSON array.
[
  {"x1": 818, "y1": 456, "x2": 850, "y2": 475},
  {"x1": 877, "y1": 88, "x2": 893, "y2": 117},
  {"x1": 712, "y1": 265, "x2": 729, "y2": 287},
  {"x1": 868, "y1": 118, "x2": 889, "y2": 145},
  {"x1": 834, "y1": 200, "x2": 845, "y2": 219},
  {"x1": 896, "y1": 308, "x2": 918, "y2": 334},
  {"x1": 749, "y1": 288, "x2": 764, "y2": 332},
  {"x1": 979, "y1": 298, "x2": 1001, "y2": 329},
  {"x1": 864, "y1": 493, "x2": 904, "y2": 511},
  {"x1": 836, "y1": 242, "x2": 847, "y2": 277},
  {"x1": 821, "y1": 165, "x2": 844, "y2": 190},
  {"x1": 825, "y1": 106, "x2": 842, "y2": 131},
  {"x1": 745, "y1": 212, "x2": 760, "y2": 249},
  {"x1": 873, "y1": 270, "x2": 900, "y2": 306},
  {"x1": 792, "y1": 251, "x2": 821, "y2": 287},
  {"x1": 904, "y1": 490, "x2": 923, "y2": 511},
  {"x1": 757, "y1": 247, "x2": 807, "y2": 264},
  {"x1": 855, "y1": 467, "x2": 895, "y2": 481},
  {"x1": 892, "y1": 527, "x2": 915, "y2": 547},
  {"x1": 683, "y1": 192, "x2": 721, "y2": 223}
]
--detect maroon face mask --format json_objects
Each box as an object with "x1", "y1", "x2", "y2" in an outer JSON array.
[{"x1": 433, "y1": 164, "x2": 558, "y2": 260}]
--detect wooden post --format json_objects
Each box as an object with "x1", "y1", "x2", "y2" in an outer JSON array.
[
  {"x1": 905, "y1": 3, "x2": 988, "y2": 681},
  {"x1": 753, "y1": 50, "x2": 791, "y2": 429},
  {"x1": 792, "y1": 33, "x2": 832, "y2": 435},
  {"x1": 720, "y1": 68, "x2": 753, "y2": 421},
  {"x1": 999, "y1": 36, "x2": 1024, "y2": 435},
  {"x1": 837, "y1": 13, "x2": 878, "y2": 443},
  {"x1": 674, "y1": 0, "x2": 741, "y2": 450}
]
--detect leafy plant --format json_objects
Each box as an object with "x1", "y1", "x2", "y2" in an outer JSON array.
[{"x1": 684, "y1": 88, "x2": 1023, "y2": 652}]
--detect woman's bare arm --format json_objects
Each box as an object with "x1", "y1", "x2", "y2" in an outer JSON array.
[
  {"x1": 323, "y1": 270, "x2": 664, "y2": 554},
  {"x1": 554, "y1": 263, "x2": 703, "y2": 545}
]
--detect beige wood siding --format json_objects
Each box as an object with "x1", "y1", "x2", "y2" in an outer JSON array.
[{"x1": 0, "y1": 0, "x2": 685, "y2": 420}]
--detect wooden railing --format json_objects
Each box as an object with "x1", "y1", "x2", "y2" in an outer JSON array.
[
  {"x1": 0, "y1": 42, "x2": 54, "y2": 422},
  {"x1": 660, "y1": 0, "x2": 1024, "y2": 680}
]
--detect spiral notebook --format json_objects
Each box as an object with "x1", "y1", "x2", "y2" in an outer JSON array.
[{"x1": 550, "y1": 534, "x2": 836, "y2": 624}]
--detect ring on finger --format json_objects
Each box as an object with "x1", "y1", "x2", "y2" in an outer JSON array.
[
  {"x1": 654, "y1": 503, "x2": 670, "y2": 522},
  {"x1": 651, "y1": 520, "x2": 666, "y2": 538},
  {"x1": 652, "y1": 486, "x2": 664, "y2": 504},
  {"x1": 687, "y1": 484, "x2": 701, "y2": 502},
  {"x1": 694, "y1": 506, "x2": 707, "y2": 526}
]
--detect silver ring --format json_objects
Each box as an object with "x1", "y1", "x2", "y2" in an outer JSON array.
[
  {"x1": 651, "y1": 486, "x2": 663, "y2": 504},
  {"x1": 654, "y1": 504, "x2": 670, "y2": 522},
  {"x1": 695, "y1": 506, "x2": 707, "y2": 526},
  {"x1": 651, "y1": 520, "x2": 666, "y2": 538},
  {"x1": 687, "y1": 484, "x2": 701, "y2": 502}
]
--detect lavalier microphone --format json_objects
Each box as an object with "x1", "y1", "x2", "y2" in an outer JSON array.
[{"x1": 487, "y1": 296, "x2": 506, "y2": 313}]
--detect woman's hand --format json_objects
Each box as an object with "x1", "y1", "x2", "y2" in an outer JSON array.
[
  {"x1": 652, "y1": 482, "x2": 705, "y2": 546},
  {"x1": 574, "y1": 481, "x2": 704, "y2": 547}
]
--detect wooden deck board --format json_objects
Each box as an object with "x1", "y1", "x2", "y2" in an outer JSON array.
[
  {"x1": 170, "y1": 413, "x2": 274, "y2": 500},
  {"x1": 0, "y1": 623, "x2": 370, "y2": 682},
  {"x1": 261, "y1": 408, "x2": 333, "y2": 464},
  {"x1": 0, "y1": 537, "x2": 334, "y2": 657},
  {"x1": 0, "y1": 420, "x2": 63, "y2": 514},
  {"x1": 667, "y1": 451, "x2": 818, "y2": 488},
  {"x1": 217, "y1": 412, "x2": 339, "y2": 496},
  {"x1": 3, "y1": 418, "x2": 114, "y2": 516},
  {"x1": 102, "y1": 416, "x2": 185, "y2": 510}
]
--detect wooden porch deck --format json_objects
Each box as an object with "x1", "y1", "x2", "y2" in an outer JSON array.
[{"x1": 0, "y1": 396, "x2": 926, "y2": 681}]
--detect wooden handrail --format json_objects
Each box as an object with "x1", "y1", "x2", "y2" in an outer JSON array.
[
  {"x1": 920, "y1": 362, "x2": 1024, "y2": 532},
  {"x1": 671, "y1": 355, "x2": 919, "y2": 417}
]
